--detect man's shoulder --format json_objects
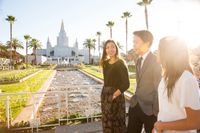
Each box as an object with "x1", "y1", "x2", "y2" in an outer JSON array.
[{"x1": 147, "y1": 52, "x2": 157, "y2": 62}]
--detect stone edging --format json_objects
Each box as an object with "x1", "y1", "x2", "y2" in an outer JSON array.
[
  {"x1": 19, "y1": 70, "x2": 42, "y2": 82},
  {"x1": 78, "y1": 69, "x2": 103, "y2": 84}
]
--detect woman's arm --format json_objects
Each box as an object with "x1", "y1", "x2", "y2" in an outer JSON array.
[{"x1": 154, "y1": 107, "x2": 200, "y2": 132}]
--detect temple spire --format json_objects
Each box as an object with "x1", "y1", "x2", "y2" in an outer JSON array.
[
  {"x1": 47, "y1": 37, "x2": 50, "y2": 43},
  {"x1": 75, "y1": 38, "x2": 78, "y2": 48},
  {"x1": 60, "y1": 20, "x2": 65, "y2": 32},
  {"x1": 57, "y1": 20, "x2": 68, "y2": 47},
  {"x1": 47, "y1": 36, "x2": 51, "y2": 47}
]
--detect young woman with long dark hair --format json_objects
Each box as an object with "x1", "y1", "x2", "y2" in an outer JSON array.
[{"x1": 100, "y1": 39, "x2": 130, "y2": 133}]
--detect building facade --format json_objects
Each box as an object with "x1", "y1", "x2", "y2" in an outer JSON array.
[{"x1": 37, "y1": 21, "x2": 89, "y2": 64}]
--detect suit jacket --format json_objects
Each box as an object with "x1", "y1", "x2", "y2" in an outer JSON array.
[{"x1": 130, "y1": 52, "x2": 162, "y2": 116}]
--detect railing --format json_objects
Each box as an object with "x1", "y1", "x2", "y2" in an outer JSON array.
[
  {"x1": 0, "y1": 66, "x2": 14, "y2": 70},
  {"x1": 0, "y1": 84, "x2": 103, "y2": 132}
]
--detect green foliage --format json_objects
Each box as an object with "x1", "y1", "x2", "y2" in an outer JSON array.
[
  {"x1": 128, "y1": 65, "x2": 136, "y2": 73},
  {"x1": 12, "y1": 120, "x2": 30, "y2": 128},
  {"x1": 0, "y1": 69, "x2": 39, "y2": 83}
]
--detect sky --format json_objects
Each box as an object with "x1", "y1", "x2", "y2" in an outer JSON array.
[{"x1": 0, "y1": 0, "x2": 200, "y2": 55}]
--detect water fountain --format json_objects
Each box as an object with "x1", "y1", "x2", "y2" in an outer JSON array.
[{"x1": 36, "y1": 69, "x2": 103, "y2": 125}]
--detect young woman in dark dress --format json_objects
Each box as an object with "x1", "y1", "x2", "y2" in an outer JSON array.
[{"x1": 100, "y1": 39, "x2": 130, "y2": 133}]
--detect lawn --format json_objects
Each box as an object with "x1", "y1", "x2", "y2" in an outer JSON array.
[
  {"x1": 0, "y1": 69, "x2": 53, "y2": 122},
  {"x1": 0, "y1": 69, "x2": 39, "y2": 83}
]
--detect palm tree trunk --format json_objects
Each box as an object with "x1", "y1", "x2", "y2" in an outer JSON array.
[
  {"x1": 125, "y1": 19, "x2": 128, "y2": 54},
  {"x1": 89, "y1": 48, "x2": 91, "y2": 64},
  {"x1": 110, "y1": 28, "x2": 112, "y2": 38},
  {"x1": 14, "y1": 48, "x2": 16, "y2": 64},
  {"x1": 26, "y1": 41, "x2": 28, "y2": 69},
  {"x1": 34, "y1": 48, "x2": 36, "y2": 65},
  {"x1": 10, "y1": 23, "x2": 12, "y2": 68},
  {"x1": 145, "y1": 6, "x2": 149, "y2": 30},
  {"x1": 98, "y1": 36, "x2": 100, "y2": 59}
]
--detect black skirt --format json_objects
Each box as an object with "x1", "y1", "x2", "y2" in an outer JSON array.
[{"x1": 101, "y1": 86, "x2": 126, "y2": 133}]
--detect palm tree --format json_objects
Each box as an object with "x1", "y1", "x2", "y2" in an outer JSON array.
[
  {"x1": 116, "y1": 42, "x2": 123, "y2": 50},
  {"x1": 6, "y1": 38, "x2": 23, "y2": 64},
  {"x1": 121, "y1": 11, "x2": 132, "y2": 54},
  {"x1": 5, "y1": 15, "x2": 16, "y2": 66},
  {"x1": 83, "y1": 38, "x2": 95, "y2": 64},
  {"x1": 92, "y1": 39, "x2": 96, "y2": 56},
  {"x1": 0, "y1": 42, "x2": 7, "y2": 52},
  {"x1": 29, "y1": 38, "x2": 42, "y2": 65},
  {"x1": 96, "y1": 31, "x2": 102, "y2": 58},
  {"x1": 106, "y1": 21, "x2": 114, "y2": 38},
  {"x1": 24, "y1": 35, "x2": 31, "y2": 69},
  {"x1": 137, "y1": 0, "x2": 153, "y2": 30},
  {"x1": 0, "y1": 43, "x2": 8, "y2": 58}
]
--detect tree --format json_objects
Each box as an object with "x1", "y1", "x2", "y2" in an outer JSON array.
[
  {"x1": 83, "y1": 38, "x2": 95, "y2": 64},
  {"x1": 116, "y1": 42, "x2": 123, "y2": 50},
  {"x1": 0, "y1": 42, "x2": 7, "y2": 52},
  {"x1": 92, "y1": 38, "x2": 96, "y2": 56},
  {"x1": 24, "y1": 35, "x2": 31, "y2": 69},
  {"x1": 96, "y1": 31, "x2": 102, "y2": 58},
  {"x1": 137, "y1": 0, "x2": 153, "y2": 30},
  {"x1": 6, "y1": 38, "x2": 23, "y2": 64},
  {"x1": 106, "y1": 21, "x2": 114, "y2": 38},
  {"x1": 29, "y1": 38, "x2": 42, "y2": 65},
  {"x1": 126, "y1": 49, "x2": 139, "y2": 63},
  {"x1": 121, "y1": 11, "x2": 132, "y2": 54},
  {"x1": 0, "y1": 42, "x2": 8, "y2": 58},
  {"x1": 5, "y1": 15, "x2": 16, "y2": 66}
]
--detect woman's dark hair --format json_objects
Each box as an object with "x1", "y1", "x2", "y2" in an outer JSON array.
[
  {"x1": 158, "y1": 36, "x2": 192, "y2": 100},
  {"x1": 100, "y1": 39, "x2": 120, "y2": 68}
]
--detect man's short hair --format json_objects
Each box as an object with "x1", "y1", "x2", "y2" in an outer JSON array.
[{"x1": 133, "y1": 30, "x2": 153, "y2": 47}]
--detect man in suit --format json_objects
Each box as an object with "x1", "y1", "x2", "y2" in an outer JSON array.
[{"x1": 127, "y1": 30, "x2": 162, "y2": 133}]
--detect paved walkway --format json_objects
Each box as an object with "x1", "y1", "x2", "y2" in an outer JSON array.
[{"x1": 55, "y1": 121, "x2": 102, "y2": 133}]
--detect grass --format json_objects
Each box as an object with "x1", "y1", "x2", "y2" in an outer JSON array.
[
  {"x1": 0, "y1": 70, "x2": 13, "y2": 75},
  {"x1": 0, "y1": 69, "x2": 53, "y2": 122},
  {"x1": 0, "y1": 69, "x2": 39, "y2": 83},
  {"x1": 81, "y1": 65, "x2": 136, "y2": 93}
]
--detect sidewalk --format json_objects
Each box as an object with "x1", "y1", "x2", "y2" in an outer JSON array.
[{"x1": 55, "y1": 121, "x2": 102, "y2": 133}]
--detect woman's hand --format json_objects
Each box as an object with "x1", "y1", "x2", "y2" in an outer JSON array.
[
  {"x1": 112, "y1": 89, "x2": 121, "y2": 100},
  {"x1": 112, "y1": 95, "x2": 117, "y2": 100},
  {"x1": 153, "y1": 121, "x2": 163, "y2": 133}
]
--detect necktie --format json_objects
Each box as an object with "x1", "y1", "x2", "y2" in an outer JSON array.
[{"x1": 137, "y1": 57, "x2": 143, "y2": 73}]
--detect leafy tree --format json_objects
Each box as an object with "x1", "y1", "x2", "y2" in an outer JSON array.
[
  {"x1": 83, "y1": 38, "x2": 96, "y2": 64},
  {"x1": 5, "y1": 15, "x2": 16, "y2": 65},
  {"x1": 24, "y1": 35, "x2": 31, "y2": 68},
  {"x1": 29, "y1": 38, "x2": 42, "y2": 65}
]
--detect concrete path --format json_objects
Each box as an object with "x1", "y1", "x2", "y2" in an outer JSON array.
[{"x1": 55, "y1": 121, "x2": 102, "y2": 133}]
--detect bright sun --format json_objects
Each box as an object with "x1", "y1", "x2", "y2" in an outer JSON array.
[{"x1": 177, "y1": 1, "x2": 200, "y2": 48}]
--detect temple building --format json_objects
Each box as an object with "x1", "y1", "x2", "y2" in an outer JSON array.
[{"x1": 36, "y1": 21, "x2": 89, "y2": 64}]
